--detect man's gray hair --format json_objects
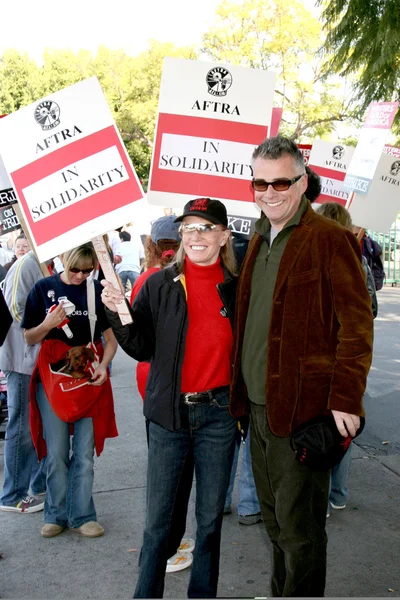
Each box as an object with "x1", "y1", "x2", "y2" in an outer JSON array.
[{"x1": 252, "y1": 136, "x2": 305, "y2": 172}]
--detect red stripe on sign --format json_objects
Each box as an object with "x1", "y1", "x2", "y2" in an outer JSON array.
[
  {"x1": 150, "y1": 113, "x2": 267, "y2": 202},
  {"x1": 155, "y1": 169, "x2": 256, "y2": 203},
  {"x1": 11, "y1": 126, "x2": 134, "y2": 187},
  {"x1": 154, "y1": 113, "x2": 268, "y2": 144},
  {"x1": 310, "y1": 165, "x2": 346, "y2": 181},
  {"x1": 10, "y1": 127, "x2": 142, "y2": 246}
]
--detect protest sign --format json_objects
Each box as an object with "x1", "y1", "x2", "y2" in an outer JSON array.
[
  {"x1": 0, "y1": 77, "x2": 145, "y2": 263},
  {"x1": 344, "y1": 101, "x2": 399, "y2": 195},
  {"x1": 348, "y1": 150, "x2": 400, "y2": 233},
  {"x1": 384, "y1": 144, "x2": 400, "y2": 159},
  {"x1": 308, "y1": 140, "x2": 354, "y2": 206},
  {"x1": 0, "y1": 204, "x2": 19, "y2": 234},
  {"x1": 298, "y1": 144, "x2": 312, "y2": 166},
  {"x1": 147, "y1": 58, "x2": 276, "y2": 218},
  {"x1": 271, "y1": 108, "x2": 283, "y2": 137}
]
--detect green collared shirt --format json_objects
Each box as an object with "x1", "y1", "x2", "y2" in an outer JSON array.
[{"x1": 241, "y1": 196, "x2": 308, "y2": 405}]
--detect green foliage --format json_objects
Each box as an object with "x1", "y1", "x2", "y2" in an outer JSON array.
[
  {"x1": 318, "y1": 0, "x2": 400, "y2": 135},
  {"x1": 202, "y1": 0, "x2": 353, "y2": 142},
  {"x1": 0, "y1": 50, "x2": 42, "y2": 112}
]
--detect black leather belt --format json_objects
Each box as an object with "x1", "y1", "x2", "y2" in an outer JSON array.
[{"x1": 180, "y1": 386, "x2": 229, "y2": 405}]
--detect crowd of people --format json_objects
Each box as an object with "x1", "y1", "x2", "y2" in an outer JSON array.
[{"x1": 0, "y1": 135, "x2": 378, "y2": 598}]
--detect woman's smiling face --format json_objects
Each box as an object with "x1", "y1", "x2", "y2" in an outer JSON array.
[{"x1": 180, "y1": 216, "x2": 230, "y2": 266}]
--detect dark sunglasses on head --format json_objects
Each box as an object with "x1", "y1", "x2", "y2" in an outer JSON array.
[
  {"x1": 69, "y1": 267, "x2": 93, "y2": 275},
  {"x1": 251, "y1": 173, "x2": 304, "y2": 192}
]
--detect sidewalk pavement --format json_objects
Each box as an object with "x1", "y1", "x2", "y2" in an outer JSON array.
[{"x1": 1, "y1": 345, "x2": 399, "y2": 599}]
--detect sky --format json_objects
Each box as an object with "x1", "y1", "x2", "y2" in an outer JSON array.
[
  {"x1": 0, "y1": 0, "x2": 224, "y2": 62},
  {"x1": 1, "y1": 0, "x2": 320, "y2": 62}
]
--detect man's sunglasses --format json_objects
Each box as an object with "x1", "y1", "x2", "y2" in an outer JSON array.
[
  {"x1": 251, "y1": 173, "x2": 304, "y2": 192},
  {"x1": 69, "y1": 267, "x2": 94, "y2": 275},
  {"x1": 179, "y1": 223, "x2": 219, "y2": 234}
]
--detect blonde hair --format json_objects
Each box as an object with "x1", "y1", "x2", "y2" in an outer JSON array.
[
  {"x1": 61, "y1": 243, "x2": 98, "y2": 283},
  {"x1": 315, "y1": 202, "x2": 353, "y2": 231},
  {"x1": 175, "y1": 235, "x2": 236, "y2": 276}
]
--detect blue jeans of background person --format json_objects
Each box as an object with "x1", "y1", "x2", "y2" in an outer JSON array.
[
  {"x1": 134, "y1": 391, "x2": 237, "y2": 599},
  {"x1": 0, "y1": 371, "x2": 46, "y2": 506},
  {"x1": 329, "y1": 441, "x2": 353, "y2": 508},
  {"x1": 119, "y1": 270, "x2": 138, "y2": 292},
  {"x1": 36, "y1": 383, "x2": 96, "y2": 528},
  {"x1": 225, "y1": 430, "x2": 260, "y2": 516}
]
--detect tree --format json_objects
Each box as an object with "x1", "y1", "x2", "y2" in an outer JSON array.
[
  {"x1": 202, "y1": 0, "x2": 356, "y2": 141},
  {"x1": 0, "y1": 50, "x2": 42, "y2": 113},
  {"x1": 318, "y1": 0, "x2": 400, "y2": 138}
]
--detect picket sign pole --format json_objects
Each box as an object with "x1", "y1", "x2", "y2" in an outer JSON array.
[
  {"x1": 91, "y1": 235, "x2": 133, "y2": 326},
  {"x1": 356, "y1": 228, "x2": 366, "y2": 241},
  {"x1": 12, "y1": 203, "x2": 50, "y2": 278}
]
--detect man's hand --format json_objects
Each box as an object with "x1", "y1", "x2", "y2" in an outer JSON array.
[
  {"x1": 332, "y1": 410, "x2": 360, "y2": 437},
  {"x1": 89, "y1": 365, "x2": 107, "y2": 386}
]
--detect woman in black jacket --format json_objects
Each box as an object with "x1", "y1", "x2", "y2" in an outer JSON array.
[{"x1": 102, "y1": 198, "x2": 238, "y2": 599}]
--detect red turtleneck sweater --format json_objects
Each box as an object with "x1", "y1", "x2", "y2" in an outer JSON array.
[{"x1": 180, "y1": 257, "x2": 233, "y2": 393}]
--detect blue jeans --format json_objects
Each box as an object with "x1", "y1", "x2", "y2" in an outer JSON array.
[
  {"x1": 134, "y1": 391, "x2": 237, "y2": 599},
  {"x1": 329, "y1": 441, "x2": 353, "y2": 508},
  {"x1": 225, "y1": 429, "x2": 260, "y2": 516},
  {"x1": 119, "y1": 270, "x2": 138, "y2": 292},
  {"x1": 0, "y1": 371, "x2": 46, "y2": 506},
  {"x1": 36, "y1": 383, "x2": 96, "y2": 528}
]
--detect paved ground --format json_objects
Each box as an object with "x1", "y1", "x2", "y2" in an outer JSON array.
[{"x1": 0, "y1": 287, "x2": 399, "y2": 598}]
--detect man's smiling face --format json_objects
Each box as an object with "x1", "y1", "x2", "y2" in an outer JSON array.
[{"x1": 253, "y1": 154, "x2": 308, "y2": 231}]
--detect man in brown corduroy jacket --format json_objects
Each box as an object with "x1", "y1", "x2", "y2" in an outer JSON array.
[{"x1": 230, "y1": 136, "x2": 373, "y2": 597}]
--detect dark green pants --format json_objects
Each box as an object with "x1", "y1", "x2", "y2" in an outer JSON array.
[{"x1": 250, "y1": 402, "x2": 330, "y2": 597}]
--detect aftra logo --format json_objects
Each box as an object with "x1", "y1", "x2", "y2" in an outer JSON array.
[
  {"x1": 390, "y1": 161, "x2": 400, "y2": 176},
  {"x1": 206, "y1": 67, "x2": 233, "y2": 97},
  {"x1": 332, "y1": 145, "x2": 344, "y2": 160},
  {"x1": 34, "y1": 100, "x2": 61, "y2": 131}
]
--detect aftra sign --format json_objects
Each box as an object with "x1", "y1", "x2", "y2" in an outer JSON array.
[
  {"x1": 0, "y1": 78, "x2": 144, "y2": 262},
  {"x1": 308, "y1": 140, "x2": 354, "y2": 206},
  {"x1": 344, "y1": 101, "x2": 399, "y2": 195},
  {"x1": 147, "y1": 58, "x2": 276, "y2": 218},
  {"x1": 349, "y1": 149, "x2": 400, "y2": 232}
]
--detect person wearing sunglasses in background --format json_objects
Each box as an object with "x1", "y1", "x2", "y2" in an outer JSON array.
[
  {"x1": 230, "y1": 136, "x2": 373, "y2": 597},
  {"x1": 21, "y1": 243, "x2": 118, "y2": 539},
  {"x1": 101, "y1": 198, "x2": 238, "y2": 599}
]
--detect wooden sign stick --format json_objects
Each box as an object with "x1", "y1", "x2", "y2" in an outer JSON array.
[
  {"x1": 13, "y1": 203, "x2": 50, "y2": 278},
  {"x1": 356, "y1": 227, "x2": 366, "y2": 241},
  {"x1": 91, "y1": 235, "x2": 133, "y2": 325}
]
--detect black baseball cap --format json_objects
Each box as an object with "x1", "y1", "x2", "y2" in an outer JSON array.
[
  {"x1": 291, "y1": 415, "x2": 365, "y2": 471},
  {"x1": 174, "y1": 198, "x2": 228, "y2": 227}
]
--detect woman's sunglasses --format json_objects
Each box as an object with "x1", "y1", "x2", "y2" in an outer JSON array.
[{"x1": 69, "y1": 267, "x2": 93, "y2": 275}]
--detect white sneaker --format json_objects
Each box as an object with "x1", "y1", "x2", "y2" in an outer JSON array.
[
  {"x1": 166, "y1": 551, "x2": 193, "y2": 573},
  {"x1": 330, "y1": 501, "x2": 346, "y2": 510},
  {"x1": 177, "y1": 537, "x2": 195, "y2": 553}
]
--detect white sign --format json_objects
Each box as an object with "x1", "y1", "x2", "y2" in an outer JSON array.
[
  {"x1": 0, "y1": 78, "x2": 144, "y2": 261},
  {"x1": 344, "y1": 101, "x2": 399, "y2": 195},
  {"x1": 308, "y1": 140, "x2": 354, "y2": 206},
  {"x1": 348, "y1": 151, "x2": 400, "y2": 232},
  {"x1": 148, "y1": 58, "x2": 276, "y2": 218}
]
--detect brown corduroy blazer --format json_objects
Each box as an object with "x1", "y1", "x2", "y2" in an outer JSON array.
[{"x1": 230, "y1": 203, "x2": 374, "y2": 437}]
